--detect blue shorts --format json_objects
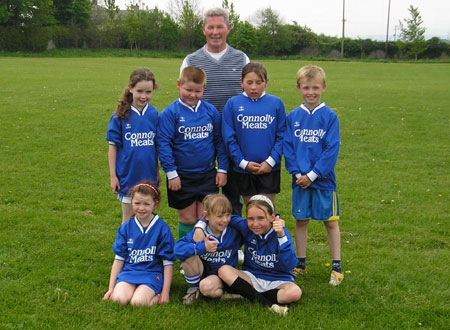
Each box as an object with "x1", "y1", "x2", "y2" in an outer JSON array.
[
  {"x1": 116, "y1": 270, "x2": 163, "y2": 294},
  {"x1": 292, "y1": 186, "x2": 339, "y2": 221}
]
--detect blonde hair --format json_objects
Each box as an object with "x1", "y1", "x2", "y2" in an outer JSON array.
[
  {"x1": 179, "y1": 66, "x2": 207, "y2": 87},
  {"x1": 203, "y1": 194, "x2": 232, "y2": 216},
  {"x1": 246, "y1": 195, "x2": 274, "y2": 218},
  {"x1": 296, "y1": 64, "x2": 326, "y2": 86}
]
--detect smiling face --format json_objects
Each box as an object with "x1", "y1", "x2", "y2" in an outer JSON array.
[
  {"x1": 202, "y1": 15, "x2": 231, "y2": 53},
  {"x1": 297, "y1": 77, "x2": 326, "y2": 110},
  {"x1": 132, "y1": 192, "x2": 157, "y2": 223},
  {"x1": 206, "y1": 212, "x2": 231, "y2": 236},
  {"x1": 129, "y1": 80, "x2": 154, "y2": 110},
  {"x1": 177, "y1": 80, "x2": 204, "y2": 108},
  {"x1": 246, "y1": 205, "x2": 275, "y2": 236},
  {"x1": 241, "y1": 72, "x2": 267, "y2": 100}
]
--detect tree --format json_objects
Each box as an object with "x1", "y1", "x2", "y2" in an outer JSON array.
[{"x1": 398, "y1": 5, "x2": 427, "y2": 60}]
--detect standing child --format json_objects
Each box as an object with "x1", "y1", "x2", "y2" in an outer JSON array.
[
  {"x1": 157, "y1": 66, "x2": 228, "y2": 240},
  {"x1": 214, "y1": 195, "x2": 302, "y2": 316},
  {"x1": 222, "y1": 62, "x2": 286, "y2": 205},
  {"x1": 283, "y1": 64, "x2": 343, "y2": 286},
  {"x1": 103, "y1": 181, "x2": 175, "y2": 306},
  {"x1": 174, "y1": 194, "x2": 243, "y2": 304},
  {"x1": 107, "y1": 67, "x2": 159, "y2": 223}
]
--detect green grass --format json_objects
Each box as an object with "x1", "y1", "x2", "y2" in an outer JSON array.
[{"x1": 0, "y1": 57, "x2": 449, "y2": 329}]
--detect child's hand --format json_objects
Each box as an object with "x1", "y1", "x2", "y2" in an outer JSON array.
[
  {"x1": 110, "y1": 176, "x2": 120, "y2": 194},
  {"x1": 246, "y1": 161, "x2": 261, "y2": 174},
  {"x1": 168, "y1": 177, "x2": 181, "y2": 191},
  {"x1": 272, "y1": 216, "x2": 285, "y2": 237},
  {"x1": 157, "y1": 171, "x2": 162, "y2": 187},
  {"x1": 204, "y1": 234, "x2": 218, "y2": 252},
  {"x1": 158, "y1": 292, "x2": 170, "y2": 304},
  {"x1": 296, "y1": 175, "x2": 312, "y2": 189},
  {"x1": 103, "y1": 289, "x2": 113, "y2": 301},
  {"x1": 255, "y1": 161, "x2": 272, "y2": 175},
  {"x1": 216, "y1": 173, "x2": 227, "y2": 187}
]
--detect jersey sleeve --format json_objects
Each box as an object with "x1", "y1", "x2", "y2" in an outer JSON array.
[
  {"x1": 268, "y1": 99, "x2": 286, "y2": 166},
  {"x1": 174, "y1": 230, "x2": 207, "y2": 262},
  {"x1": 157, "y1": 223, "x2": 176, "y2": 266},
  {"x1": 275, "y1": 229, "x2": 298, "y2": 271},
  {"x1": 211, "y1": 106, "x2": 229, "y2": 172},
  {"x1": 156, "y1": 107, "x2": 178, "y2": 174},
  {"x1": 222, "y1": 98, "x2": 246, "y2": 167},
  {"x1": 106, "y1": 114, "x2": 123, "y2": 146},
  {"x1": 283, "y1": 112, "x2": 300, "y2": 176},
  {"x1": 312, "y1": 112, "x2": 340, "y2": 179},
  {"x1": 228, "y1": 215, "x2": 250, "y2": 238},
  {"x1": 112, "y1": 224, "x2": 128, "y2": 261}
]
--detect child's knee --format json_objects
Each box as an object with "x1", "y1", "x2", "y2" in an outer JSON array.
[{"x1": 280, "y1": 285, "x2": 302, "y2": 303}]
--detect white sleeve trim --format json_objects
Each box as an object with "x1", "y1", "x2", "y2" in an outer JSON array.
[
  {"x1": 108, "y1": 141, "x2": 117, "y2": 146},
  {"x1": 239, "y1": 160, "x2": 248, "y2": 170},
  {"x1": 295, "y1": 173, "x2": 302, "y2": 179},
  {"x1": 114, "y1": 255, "x2": 125, "y2": 261},
  {"x1": 163, "y1": 260, "x2": 174, "y2": 266},
  {"x1": 265, "y1": 156, "x2": 276, "y2": 168},
  {"x1": 306, "y1": 170, "x2": 318, "y2": 182},
  {"x1": 167, "y1": 170, "x2": 179, "y2": 180},
  {"x1": 217, "y1": 169, "x2": 227, "y2": 174},
  {"x1": 278, "y1": 236, "x2": 288, "y2": 245}
]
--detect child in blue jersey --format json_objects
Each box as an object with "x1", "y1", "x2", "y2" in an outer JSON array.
[
  {"x1": 283, "y1": 65, "x2": 343, "y2": 286},
  {"x1": 196, "y1": 195, "x2": 301, "y2": 316},
  {"x1": 107, "y1": 67, "x2": 160, "y2": 223},
  {"x1": 103, "y1": 181, "x2": 175, "y2": 306},
  {"x1": 222, "y1": 62, "x2": 286, "y2": 205},
  {"x1": 157, "y1": 66, "x2": 228, "y2": 240},
  {"x1": 175, "y1": 194, "x2": 243, "y2": 304}
]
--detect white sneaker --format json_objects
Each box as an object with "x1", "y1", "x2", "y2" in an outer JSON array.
[
  {"x1": 238, "y1": 250, "x2": 245, "y2": 263},
  {"x1": 269, "y1": 304, "x2": 289, "y2": 316},
  {"x1": 182, "y1": 287, "x2": 200, "y2": 305}
]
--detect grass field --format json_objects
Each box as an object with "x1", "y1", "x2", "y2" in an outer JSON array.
[{"x1": 0, "y1": 57, "x2": 449, "y2": 329}]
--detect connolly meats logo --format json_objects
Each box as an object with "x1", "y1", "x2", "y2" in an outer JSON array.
[
  {"x1": 178, "y1": 123, "x2": 213, "y2": 139},
  {"x1": 129, "y1": 246, "x2": 156, "y2": 263},
  {"x1": 237, "y1": 114, "x2": 275, "y2": 129},
  {"x1": 125, "y1": 130, "x2": 155, "y2": 147},
  {"x1": 248, "y1": 247, "x2": 277, "y2": 268},
  {"x1": 294, "y1": 128, "x2": 326, "y2": 143}
]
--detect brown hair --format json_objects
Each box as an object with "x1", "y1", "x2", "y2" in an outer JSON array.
[
  {"x1": 202, "y1": 194, "x2": 232, "y2": 216},
  {"x1": 296, "y1": 64, "x2": 326, "y2": 86},
  {"x1": 130, "y1": 180, "x2": 161, "y2": 204},
  {"x1": 246, "y1": 197, "x2": 274, "y2": 218},
  {"x1": 116, "y1": 67, "x2": 157, "y2": 119},
  {"x1": 241, "y1": 62, "x2": 268, "y2": 82},
  {"x1": 179, "y1": 66, "x2": 207, "y2": 87}
]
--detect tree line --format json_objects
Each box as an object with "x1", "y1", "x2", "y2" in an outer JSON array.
[{"x1": 0, "y1": 0, "x2": 448, "y2": 59}]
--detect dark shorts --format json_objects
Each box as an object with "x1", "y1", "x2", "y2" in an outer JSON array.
[
  {"x1": 199, "y1": 258, "x2": 232, "y2": 292},
  {"x1": 235, "y1": 170, "x2": 281, "y2": 196},
  {"x1": 167, "y1": 169, "x2": 218, "y2": 210}
]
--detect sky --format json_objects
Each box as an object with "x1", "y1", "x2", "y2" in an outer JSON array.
[{"x1": 114, "y1": 0, "x2": 450, "y2": 40}]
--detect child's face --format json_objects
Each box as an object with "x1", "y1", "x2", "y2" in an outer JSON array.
[
  {"x1": 205, "y1": 211, "x2": 231, "y2": 234},
  {"x1": 177, "y1": 81, "x2": 204, "y2": 108},
  {"x1": 241, "y1": 72, "x2": 267, "y2": 100},
  {"x1": 297, "y1": 77, "x2": 326, "y2": 110},
  {"x1": 129, "y1": 80, "x2": 154, "y2": 110},
  {"x1": 132, "y1": 192, "x2": 157, "y2": 222},
  {"x1": 246, "y1": 205, "x2": 275, "y2": 235}
]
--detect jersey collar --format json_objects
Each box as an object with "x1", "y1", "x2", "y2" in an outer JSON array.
[
  {"x1": 134, "y1": 214, "x2": 159, "y2": 234},
  {"x1": 178, "y1": 98, "x2": 202, "y2": 112},
  {"x1": 243, "y1": 91, "x2": 266, "y2": 101},
  {"x1": 300, "y1": 102, "x2": 326, "y2": 115},
  {"x1": 131, "y1": 104, "x2": 149, "y2": 116}
]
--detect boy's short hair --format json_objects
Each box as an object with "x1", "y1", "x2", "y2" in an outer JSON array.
[
  {"x1": 203, "y1": 7, "x2": 229, "y2": 26},
  {"x1": 297, "y1": 65, "x2": 326, "y2": 86},
  {"x1": 203, "y1": 194, "x2": 232, "y2": 216},
  {"x1": 179, "y1": 66, "x2": 207, "y2": 87}
]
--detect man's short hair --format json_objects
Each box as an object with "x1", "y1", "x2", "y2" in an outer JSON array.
[{"x1": 203, "y1": 7, "x2": 229, "y2": 26}]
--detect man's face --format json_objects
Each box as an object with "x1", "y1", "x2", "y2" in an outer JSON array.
[{"x1": 202, "y1": 15, "x2": 231, "y2": 52}]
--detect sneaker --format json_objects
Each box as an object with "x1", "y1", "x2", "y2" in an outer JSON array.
[
  {"x1": 269, "y1": 304, "x2": 289, "y2": 316},
  {"x1": 238, "y1": 249, "x2": 245, "y2": 263},
  {"x1": 220, "y1": 293, "x2": 244, "y2": 300},
  {"x1": 182, "y1": 287, "x2": 200, "y2": 305},
  {"x1": 179, "y1": 265, "x2": 185, "y2": 275},
  {"x1": 292, "y1": 267, "x2": 307, "y2": 275},
  {"x1": 329, "y1": 270, "x2": 344, "y2": 286}
]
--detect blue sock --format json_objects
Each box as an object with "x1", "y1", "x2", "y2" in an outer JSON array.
[
  {"x1": 332, "y1": 259, "x2": 342, "y2": 273},
  {"x1": 184, "y1": 273, "x2": 201, "y2": 288},
  {"x1": 296, "y1": 257, "x2": 306, "y2": 269}
]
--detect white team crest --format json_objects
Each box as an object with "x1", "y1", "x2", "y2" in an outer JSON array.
[
  {"x1": 294, "y1": 121, "x2": 300, "y2": 127},
  {"x1": 126, "y1": 123, "x2": 132, "y2": 129},
  {"x1": 238, "y1": 106, "x2": 245, "y2": 112},
  {"x1": 179, "y1": 117, "x2": 185, "y2": 122},
  {"x1": 127, "y1": 238, "x2": 134, "y2": 245},
  {"x1": 295, "y1": 209, "x2": 302, "y2": 215},
  {"x1": 251, "y1": 239, "x2": 257, "y2": 245}
]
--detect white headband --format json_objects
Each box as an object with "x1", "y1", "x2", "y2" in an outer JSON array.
[{"x1": 248, "y1": 195, "x2": 274, "y2": 212}]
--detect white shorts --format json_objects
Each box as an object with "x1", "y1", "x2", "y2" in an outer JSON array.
[
  {"x1": 118, "y1": 194, "x2": 131, "y2": 204},
  {"x1": 242, "y1": 271, "x2": 289, "y2": 293}
]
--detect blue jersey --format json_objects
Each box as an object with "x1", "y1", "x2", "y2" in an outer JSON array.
[
  {"x1": 113, "y1": 214, "x2": 175, "y2": 286},
  {"x1": 228, "y1": 215, "x2": 297, "y2": 282},
  {"x1": 175, "y1": 223, "x2": 243, "y2": 270},
  {"x1": 106, "y1": 104, "x2": 158, "y2": 196},
  {"x1": 157, "y1": 99, "x2": 228, "y2": 178},
  {"x1": 283, "y1": 103, "x2": 340, "y2": 190},
  {"x1": 222, "y1": 93, "x2": 286, "y2": 173}
]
